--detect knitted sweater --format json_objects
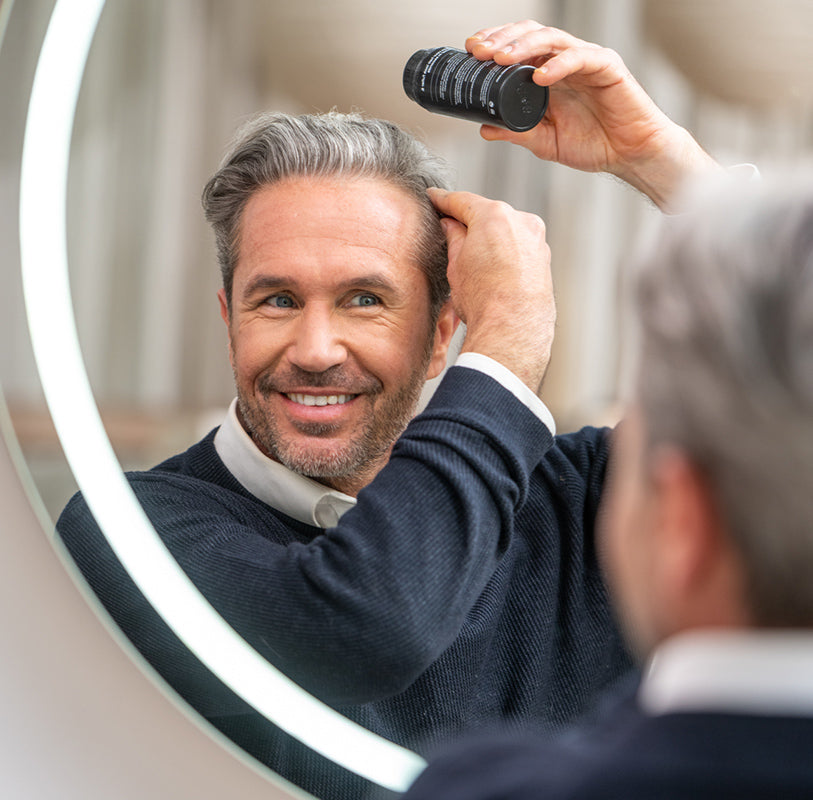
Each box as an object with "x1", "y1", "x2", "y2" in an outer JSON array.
[
  {"x1": 403, "y1": 679, "x2": 813, "y2": 800},
  {"x1": 57, "y1": 367, "x2": 632, "y2": 799}
]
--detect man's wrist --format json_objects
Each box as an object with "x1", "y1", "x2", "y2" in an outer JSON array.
[{"x1": 620, "y1": 124, "x2": 723, "y2": 214}]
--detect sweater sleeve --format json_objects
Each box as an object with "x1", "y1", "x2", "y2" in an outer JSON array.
[{"x1": 57, "y1": 367, "x2": 554, "y2": 706}]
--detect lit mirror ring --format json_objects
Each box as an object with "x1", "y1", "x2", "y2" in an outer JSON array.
[{"x1": 18, "y1": 0, "x2": 426, "y2": 792}]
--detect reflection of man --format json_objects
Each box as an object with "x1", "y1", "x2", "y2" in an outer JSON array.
[
  {"x1": 207, "y1": 119, "x2": 456, "y2": 497},
  {"x1": 57, "y1": 22, "x2": 721, "y2": 800},
  {"x1": 403, "y1": 173, "x2": 813, "y2": 800}
]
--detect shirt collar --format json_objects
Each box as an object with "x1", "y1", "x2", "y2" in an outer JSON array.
[
  {"x1": 213, "y1": 398, "x2": 356, "y2": 528},
  {"x1": 639, "y1": 628, "x2": 813, "y2": 717}
]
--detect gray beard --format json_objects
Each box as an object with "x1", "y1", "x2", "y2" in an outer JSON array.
[{"x1": 235, "y1": 350, "x2": 432, "y2": 491}]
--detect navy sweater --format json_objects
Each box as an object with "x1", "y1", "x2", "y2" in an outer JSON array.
[
  {"x1": 404, "y1": 679, "x2": 813, "y2": 799},
  {"x1": 57, "y1": 367, "x2": 632, "y2": 799}
]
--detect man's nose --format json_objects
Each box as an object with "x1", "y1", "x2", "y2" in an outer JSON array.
[{"x1": 285, "y1": 306, "x2": 348, "y2": 373}]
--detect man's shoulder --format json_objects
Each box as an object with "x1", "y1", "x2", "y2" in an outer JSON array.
[
  {"x1": 57, "y1": 429, "x2": 258, "y2": 531},
  {"x1": 578, "y1": 709, "x2": 813, "y2": 797},
  {"x1": 402, "y1": 697, "x2": 638, "y2": 800},
  {"x1": 528, "y1": 424, "x2": 613, "y2": 499},
  {"x1": 146, "y1": 427, "x2": 221, "y2": 479},
  {"x1": 409, "y1": 695, "x2": 813, "y2": 800},
  {"x1": 551, "y1": 424, "x2": 612, "y2": 462},
  {"x1": 564, "y1": 706, "x2": 813, "y2": 797}
]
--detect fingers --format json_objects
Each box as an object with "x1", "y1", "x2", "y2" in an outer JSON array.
[
  {"x1": 465, "y1": 19, "x2": 554, "y2": 51},
  {"x1": 465, "y1": 21, "x2": 624, "y2": 89},
  {"x1": 428, "y1": 189, "x2": 548, "y2": 256},
  {"x1": 466, "y1": 21, "x2": 595, "y2": 66},
  {"x1": 478, "y1": 123, "x2": 540, "y2": 148},
  {"x1": 427, "y1": 187, "x2": 485, "y2": 226},
  {"x1": 438, "y1": 216, "x2": 467, "y2": 264},
  {"x1": 534, "y1": 43, "x2": 631, "y2": 88}
]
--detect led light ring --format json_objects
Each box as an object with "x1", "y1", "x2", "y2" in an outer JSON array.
[{"x1": 18, "y1": 0, "x2": 426, "y2": 792}]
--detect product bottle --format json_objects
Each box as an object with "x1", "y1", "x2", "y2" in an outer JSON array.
[{"x1": 403, "y1": 46, "x2": 549, "y2": 132}]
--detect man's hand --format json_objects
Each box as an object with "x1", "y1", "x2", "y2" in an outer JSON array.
[
  {"x1": 465, "y1": 21, "x2": 721, "y2": 212},
  {"x1": 428, "y1": 187, "x2": 555, "y2": 395}
]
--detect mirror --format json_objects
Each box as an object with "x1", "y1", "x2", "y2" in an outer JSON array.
[{"x1": 4, "y1": 0, "x2": 812, "y2": 797}]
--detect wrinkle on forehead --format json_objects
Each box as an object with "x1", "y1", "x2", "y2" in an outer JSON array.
[
  {"x1": 241, "y1": 175, "x2": 421, "y2": 243},
  {"x1": 236, "y1": 175, "x2": 427, "y2": 287}
]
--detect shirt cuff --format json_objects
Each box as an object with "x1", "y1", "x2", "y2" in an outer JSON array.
[{"x1": 454, "y1": 352, "x2": 556, "y2": 436}]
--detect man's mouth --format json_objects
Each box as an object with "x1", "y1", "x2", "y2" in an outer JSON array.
[{"x1": 285, "y1": 393, "x2": 356, "y2": 407}]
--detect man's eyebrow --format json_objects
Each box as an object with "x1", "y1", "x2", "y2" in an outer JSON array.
[
  {"x1": 240, "y1": 273, "x2": 402, "y2": 298},
  {"x1": 241, "y1": 274, "x2": 294, "y2": 297},
  {"x1": 334, "y1": 274, "x2": 401, "y2": 295}
]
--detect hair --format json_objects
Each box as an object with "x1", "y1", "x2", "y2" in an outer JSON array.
[
  {"x1": 201, "y1": 110, "x2": 453, "y2": 319},
  {"x1": 632, "y1": 170, "x2": 813, "y2": 626}
]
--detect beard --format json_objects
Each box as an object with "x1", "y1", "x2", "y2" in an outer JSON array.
[{"x1": 235, "y1": 345, "x2": 433, "y2": 492}]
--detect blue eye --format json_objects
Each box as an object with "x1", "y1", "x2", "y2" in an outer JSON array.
[
  {"x1": 266, "y1": 294, "x2": 295, "y2": 308},
  {"x1": 350, "y1": 294, "x2": 380, "y2": 308}
]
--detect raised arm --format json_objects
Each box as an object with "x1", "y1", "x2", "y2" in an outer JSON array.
[{"x1": 465, "y1": 21, "x2": 721, "y2": 212}]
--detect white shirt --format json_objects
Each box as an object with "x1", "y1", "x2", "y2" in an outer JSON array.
[
  {"x1": 640, "y1": 629, "x2": 813, "y2": 717},
  {"x1": 214, "y1": 354, "x2": 556, "y2": 528}
]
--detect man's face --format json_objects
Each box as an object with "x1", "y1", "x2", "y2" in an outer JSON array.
[{"x1": 219, "y1": 175, "x2": 454, "y2": 496}]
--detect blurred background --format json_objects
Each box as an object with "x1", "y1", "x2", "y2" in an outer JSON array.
[{"x1": 4, "y1": 0, "x2": 813, "y2": 521}]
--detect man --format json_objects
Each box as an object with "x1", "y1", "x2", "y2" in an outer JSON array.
[
  {"x1": 402, "y1": 172, "x2": 813, "y2": 799},
  {"x1": 56, "y1": 23, "x2": 718, "y2": 800}
]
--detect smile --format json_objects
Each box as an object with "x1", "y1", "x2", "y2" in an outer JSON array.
[{"x1": 285, "y1": 393, "x2": 356, "y2": 407}]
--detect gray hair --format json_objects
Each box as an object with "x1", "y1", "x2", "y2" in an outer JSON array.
[
  {"x1": 202, "y1": 110, "x2": 453, "y2": 316},
  {"x1": 632, "y1": 171, "x2": 813, "y2": 626}
]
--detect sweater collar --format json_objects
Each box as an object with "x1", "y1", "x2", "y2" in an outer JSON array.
[{"x1": 213, "y1": 398, "x2": 355, "y2": 528}]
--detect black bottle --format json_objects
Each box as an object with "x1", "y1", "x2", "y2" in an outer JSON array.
[{"x1": 403, "y1": 46, "x2": 549, "y2": 132}]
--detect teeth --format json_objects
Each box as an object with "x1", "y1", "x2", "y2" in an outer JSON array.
[{"x1": 287, "y1": 393, "x2": 354, "y2": 407}]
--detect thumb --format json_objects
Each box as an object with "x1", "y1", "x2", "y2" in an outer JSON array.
[
  {"x1": 480, "y1": 124, "x2": 513, "y2": 143},
  {"x1": 440, "y1": 217, "x2": 467, "y2": 264},
  {"x1": 480, "y1": 124, "x2": 536, "y2": 149}
]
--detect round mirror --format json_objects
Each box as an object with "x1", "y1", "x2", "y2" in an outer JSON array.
[{"x1": 4, "y1": 1, "x2": 806, "y2": 798}]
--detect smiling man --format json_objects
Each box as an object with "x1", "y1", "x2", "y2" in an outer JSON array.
[
  {"x1": 58, "y1": 111, "x2": 582, "y2": 800},
  {"x1": 57, "y1": 22, "x2": 726, "y2": 800},
  {"x1": 58, "y1": 109, "x2": 630, "y2": 800},
  {"x1": 220, "y1": 175, "x2": 454, "y2": 495}
]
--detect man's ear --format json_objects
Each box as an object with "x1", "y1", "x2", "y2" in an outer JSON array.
[
  {"x1": 425, "y1": 300, "x2": 460, "y2": 381},
  {"x1": 217, "y1": 287, "x2": 230, "y2": 326},
  {"x1": 649, "y1": 447, "x2": 747, "y2": 629},
  {"x1": 217, "y1": 288, "x2": 234, "y2": 367}
]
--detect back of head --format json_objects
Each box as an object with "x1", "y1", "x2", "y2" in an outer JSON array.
[
  {"x1": 633, "y1": 169, "x2": 813, "y2": 626},
  {"x1": 202, "y1": 111, "x2": 453, "y2": 315}
]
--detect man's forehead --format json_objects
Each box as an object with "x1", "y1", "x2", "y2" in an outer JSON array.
[
  {"x1": 242, "y1": 174, "x2": 423, "y2": 224},
  {"x1": 240, "y1": 175, "x2": 422, "y2": 240},
  {"x1": 232, "y1": 175, "x2": 429, "y2": 293}
]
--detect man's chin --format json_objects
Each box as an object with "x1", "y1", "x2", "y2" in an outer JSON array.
[{"x1": 273, "y1": 443, "x2": 360, "y2": 481}]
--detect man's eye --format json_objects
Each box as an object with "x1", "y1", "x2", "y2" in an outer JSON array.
[
  {"x1": 266, "y1": 294, "x2": 295, "y2": 309},
  {"x1": 349, "y1": 293, "x2": 380, "y2": 308}
]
